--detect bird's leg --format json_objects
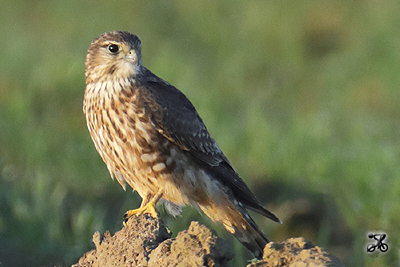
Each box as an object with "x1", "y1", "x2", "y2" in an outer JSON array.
[{"x1": 124, "y1": 189, "x2": 164, "y2": 221}]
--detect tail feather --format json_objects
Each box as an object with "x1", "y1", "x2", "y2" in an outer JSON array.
[
  {"x1": 216, "y1": 202, "x2": 270, "y2": 259},
  {"x1": 230, "y1": 220, "x2": 268, "y2": 259},
  {"x1": 198, "y1": 196, "x2": 278, "y2": 259},
  {"x1": 245, "y1": 203, "x2": 282, "y2": 224},
  {"x1": 230, "y1": 205, "x2": 271, "y2": 259}
]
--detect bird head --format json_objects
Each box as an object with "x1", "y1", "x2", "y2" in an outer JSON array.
[{"x1": 85, "y1": 31, "x2": 143, "y2": 84}]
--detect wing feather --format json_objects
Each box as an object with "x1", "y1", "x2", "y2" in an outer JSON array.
[{"x1": 139, "y1": 68, "x2": 280, "y2": 223}]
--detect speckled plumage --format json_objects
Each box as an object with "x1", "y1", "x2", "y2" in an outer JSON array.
[{"x1": 83, "y1": 31, "x2": 280, "y2": 259}]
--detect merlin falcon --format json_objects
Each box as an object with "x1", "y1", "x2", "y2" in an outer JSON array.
[{"x1": 83, "y1": 31, "x2": 280, "y2": 259}]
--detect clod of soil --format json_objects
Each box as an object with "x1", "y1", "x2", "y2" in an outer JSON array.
[
  {"x1": 72, "y1": 214, "x2": 233, "y2": 267},
  {"x1": 72, "y1": 215, "x2": 344, "y2": 267},
  {"x1": 247, "y1": 237, "x2": 345, "y2": 267}
]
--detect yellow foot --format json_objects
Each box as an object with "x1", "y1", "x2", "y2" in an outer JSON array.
[
  {"x1": 123, "y1": 201, "x2": 158, "y2": 221},
  {"x1": 123, "y1": 190, "x2": 164, "y2": 225}
]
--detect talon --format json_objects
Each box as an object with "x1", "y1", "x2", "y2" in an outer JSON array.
[
  {"x1": 124, "y1": 202, "x2": 158, "y2": 220},
  {"x1": 122, "y1": 189, "x2": 164, "y2": 223}
]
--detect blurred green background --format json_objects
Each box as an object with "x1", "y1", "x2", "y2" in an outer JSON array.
[{"x1": 0, "y1": 0, "x2": 399, "y2": 266}]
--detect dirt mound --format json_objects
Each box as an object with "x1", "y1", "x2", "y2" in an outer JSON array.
[
  {"x1": 71, "y1": 215, "x2": 344, "y2": 267},
  {"x1": 72, "y1": 214, "x2": 233, "y2": 267},
  {"x1": 248, "y1": 237, "x2": 345, "y2": 267}
]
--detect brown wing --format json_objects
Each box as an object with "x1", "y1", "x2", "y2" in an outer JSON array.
[{"x1": 138, "y1": 68, "x2": 280, "y2": 223}]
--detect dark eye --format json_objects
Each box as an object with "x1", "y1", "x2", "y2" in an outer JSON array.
[{"x1": 108, "y1": 44, "x2": 119, "y2": 53}]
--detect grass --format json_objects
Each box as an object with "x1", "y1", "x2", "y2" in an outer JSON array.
[{"x1": 0, "y1": 0, "x2": 399, "y2": 266}]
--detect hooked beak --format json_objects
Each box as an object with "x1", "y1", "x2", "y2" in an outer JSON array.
[{"x1": 126, "y1": 49, "x2": 139, "y2": 65}]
